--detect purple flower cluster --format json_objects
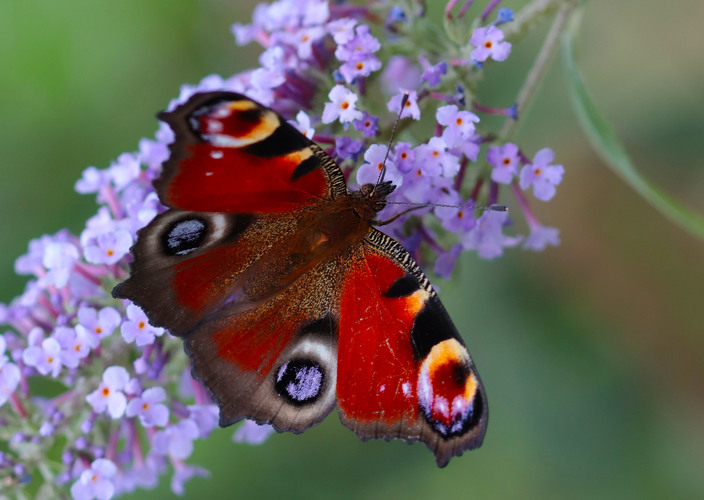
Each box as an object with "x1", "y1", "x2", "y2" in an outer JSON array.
[{"x1": 0, "y1": 0, "x2": 566, "y2": 497}]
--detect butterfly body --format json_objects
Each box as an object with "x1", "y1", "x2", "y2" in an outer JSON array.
[{"x1": 114, "y1": 91, "x2": 487, "y2": 466}]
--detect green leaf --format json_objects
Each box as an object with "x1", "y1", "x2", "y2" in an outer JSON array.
[{"x1": 561, "y1": 7, "x2": 704, "y2": 241}]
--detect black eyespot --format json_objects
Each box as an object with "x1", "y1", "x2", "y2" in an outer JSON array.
[
  {"x1": 163, "y1": 218, "x2": 207, "y2": 256},
  {"x1": 275, "y1": 359, "x2": 324, "y2": 406}
]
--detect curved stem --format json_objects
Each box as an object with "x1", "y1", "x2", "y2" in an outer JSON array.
[{"x1": 500, "y1": 2, "x2": 576, "y2": 140}]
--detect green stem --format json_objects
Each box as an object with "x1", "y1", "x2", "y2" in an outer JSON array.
[
  {"x1": 503, "y1": 0, "x2": 570, "y2": 40},
  {"x1": 500, "y1": 1, "x2": 576, "y2": 140},
  {"x1": 562, "y1": 7, "x2": 704, "y2": 241}
]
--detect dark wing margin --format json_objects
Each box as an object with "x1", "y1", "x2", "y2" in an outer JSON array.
[
  {"x1": 336, "y1": 228, "x2": 488, "y2": 467},
  {"x1": 155, "y1": 91, "x2": 347, "y2": 213}
]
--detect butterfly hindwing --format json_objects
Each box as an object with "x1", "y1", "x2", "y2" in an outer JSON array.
[
  {"x1": 155, "y1": 91, "x2": 346, "y2": 213},
  {"x1": 336, "y1": 229, "x2": 488, "y2": 467},
  {"x1": 180, "y1": 250, "x2": 349, "y2": 432}
]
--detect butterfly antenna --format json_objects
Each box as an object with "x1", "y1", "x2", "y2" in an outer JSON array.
[
  {"x1": 384, "y1": 201, "x2": 508, "y2": 211},
  {"x1": 373, "y1": 91, "x2": 410, "y2": 193},
  {"x1": 376, "y1": 202, "x2": 507, "y2": 226}
]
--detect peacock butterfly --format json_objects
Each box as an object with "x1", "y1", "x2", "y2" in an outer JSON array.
[{"x1": 113, "y1": 91, "x2": 488, "y2": 467}]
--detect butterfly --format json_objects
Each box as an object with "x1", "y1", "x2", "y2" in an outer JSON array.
[{"x1": 113, "y1": 91, "x2": 488, "y2": 467}]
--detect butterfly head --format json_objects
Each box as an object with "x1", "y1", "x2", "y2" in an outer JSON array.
[{"x1": 358, "y1": 180, "x2": 395, "y2": 213}]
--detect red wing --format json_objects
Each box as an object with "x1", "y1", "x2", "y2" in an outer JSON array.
[
  {"x1": 113, "y1": 209, "x2": 305, "y2": 336},
  {"x1": 336, "y1": 229, "x2": 488, "y2": 467},
  {"x1": 156, "y1": 92, "x2": 346, "y2": 213},
  {"x1": 179, "y1": 255, "x2": 347, "y2": 433}
]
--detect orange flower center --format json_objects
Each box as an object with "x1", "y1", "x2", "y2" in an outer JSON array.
[
  {"x1": 341, "y1": 101, "x2": 349, "y2": 110},
  {"x1": 503, "y1": 158, "x2": 511, "y2": 165},
  {"x1": 535, "y1": 168, "x2": 542, "y2": 175},
  {"x1": 138, "y1": 321, "x2": 146, "y2": 329},
  {"x1": 102, "y1": 388, "x2": 110, "y2": 396},
  {"x1": 456, "y1": 118, "x2": 463, "y2": 126},
  {"x1": 356, "y1": 62, "x2": 364, "y2": 70},
  {"x1": 106, "y1": 249, "x2": 114, "y2": 256},
  {"x1": 484, "y1": 41, "x2": 493, "y2": 49}
]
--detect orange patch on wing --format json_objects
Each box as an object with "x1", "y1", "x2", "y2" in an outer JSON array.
[{"x1": 422, "y1": 339, "x2": 477, "y2": 403}]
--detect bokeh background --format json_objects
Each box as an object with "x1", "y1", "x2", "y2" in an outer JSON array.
[{"x1": 1, "y1": 0, "x2": 703, "y2": 498}]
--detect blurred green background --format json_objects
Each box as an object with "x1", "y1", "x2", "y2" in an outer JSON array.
[{"x1": 1, "y1": 0, "x2": 703, "y2": 498}]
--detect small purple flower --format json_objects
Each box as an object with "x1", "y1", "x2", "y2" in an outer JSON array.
[
  {"x1": 22, "y1": 337, "x2": 62, "y2": 378},
  {"x1": 171, "y1": 464, "x2": 209, "y2": 496},
  {"x1": 420, "y1": 59, "x2": 448, "y2": 88},
  {"x1": 121, "y1": 304, "x2": 164, "y2": 346},
  {"x1": 327, "y1": 17, "x2": 357, "y2": 45},
  {"x1": 0, "y1": 357, "x2": 20, "y2": 407},
  {"x1": 285, "y1": 26, "x2": 326, "y2": 60},
  {"x1": 70, "y1": 458, "x2": 116, "y2": 500},
  {"x1": 76, "y1": 306, "x2": 122, "y2": 348},
  {"x1": 353, "y1": 112, "x2": 379, "y2": 138},
  {"x1": 436, "y1": 105, "x2": 480, "y2": 148},
  {"x1": 152, "y1": 419, "x2": 200, "y2": 460},
  {"x1": 523, "y1": 224, "x2": 560, "y2": 251},
  {"x1": 393, "y1": 142, "x2": 415, "y2": 173},
  {"x1": 109, "y1": 153, "x2": 141, "y2": 191},
  {"x1": 138, "y1": 131, "x2": 170, "y2": 171},
  {"x1": 302, "y1": 0, "x2": 329, "y2": 26},
  {"x1": 233, "y1": 420, "x2": 275, "y2": 445},
  {"x1": 126, "y1": 387, "x2": 169, "y2": 427},
  {"x1": 334, "y1": 24, "x2": 380, "y2": 62},
  {"x1": 54, "y1": 326, "x2": 90, "y2": 369},
  {"x1": 335, "y1": 136, "x2": 364, "y2": 161},
  {"x1": 39, "y1": 420, "x2": 55, "y2": 437},
  {"x1": 86, "y1": 366, "x2": 130, "y2": 418},
  {"x1": 519, "y1": 148, "x2": 564, "y2": 201},
  {"x1": 387, "y1": 5, "x2": 407, "y2": 23},
  {"x1": 436, "y1": 196, "x2": 476, "y2": 233},
  {"x1": 289, "y1": 111, "x2": 315, "y2": 139},
  {"x1": 188, "y1": 404, "x2": 219, "y2": 438},
  {"x1": 434, "y1": 244, "x2": 463, "y2": 280},
  {"x1": 41, "y1": 242, "x2": 80, "y2": 288},
  {"x1": 322, "y1": 85, "x2": 363, "y2": 124},
  {"x1": 487, "y1": 143, "x2": 520, "y2": 184},
  {"x1": 495, "y1": 8, "x2": 514, "y2": 25},
  {"x1": 461, "y1": 210, "x2": 522, "y2": 259},
  {"x1": 414, "y1": 137, "x2": 459, "y2": 178},
  {"x1": 75, "y1": 167, "x2": 109, "y2": 195},
  {"x1": 470, "y1": 26, "x2": 512, "y2": 62},
  {"x1": 387, "y1": 89, "x2": 420, "y2": 120},
  {"x1": 250, "y1": 47, "x2": 286, "y2": 94},
  {"x1": 83, "y1": 230, "x2": 133, "y2": 265},
  {"x1": 356, "y1": 144, "x2": 402, "y2": 187},
  {"x1": 339, "y1": 54, "x2": 382, "y2": 83},
  {"x1": 452, "y1": 133, "x2": 481, "y2": 162}
]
